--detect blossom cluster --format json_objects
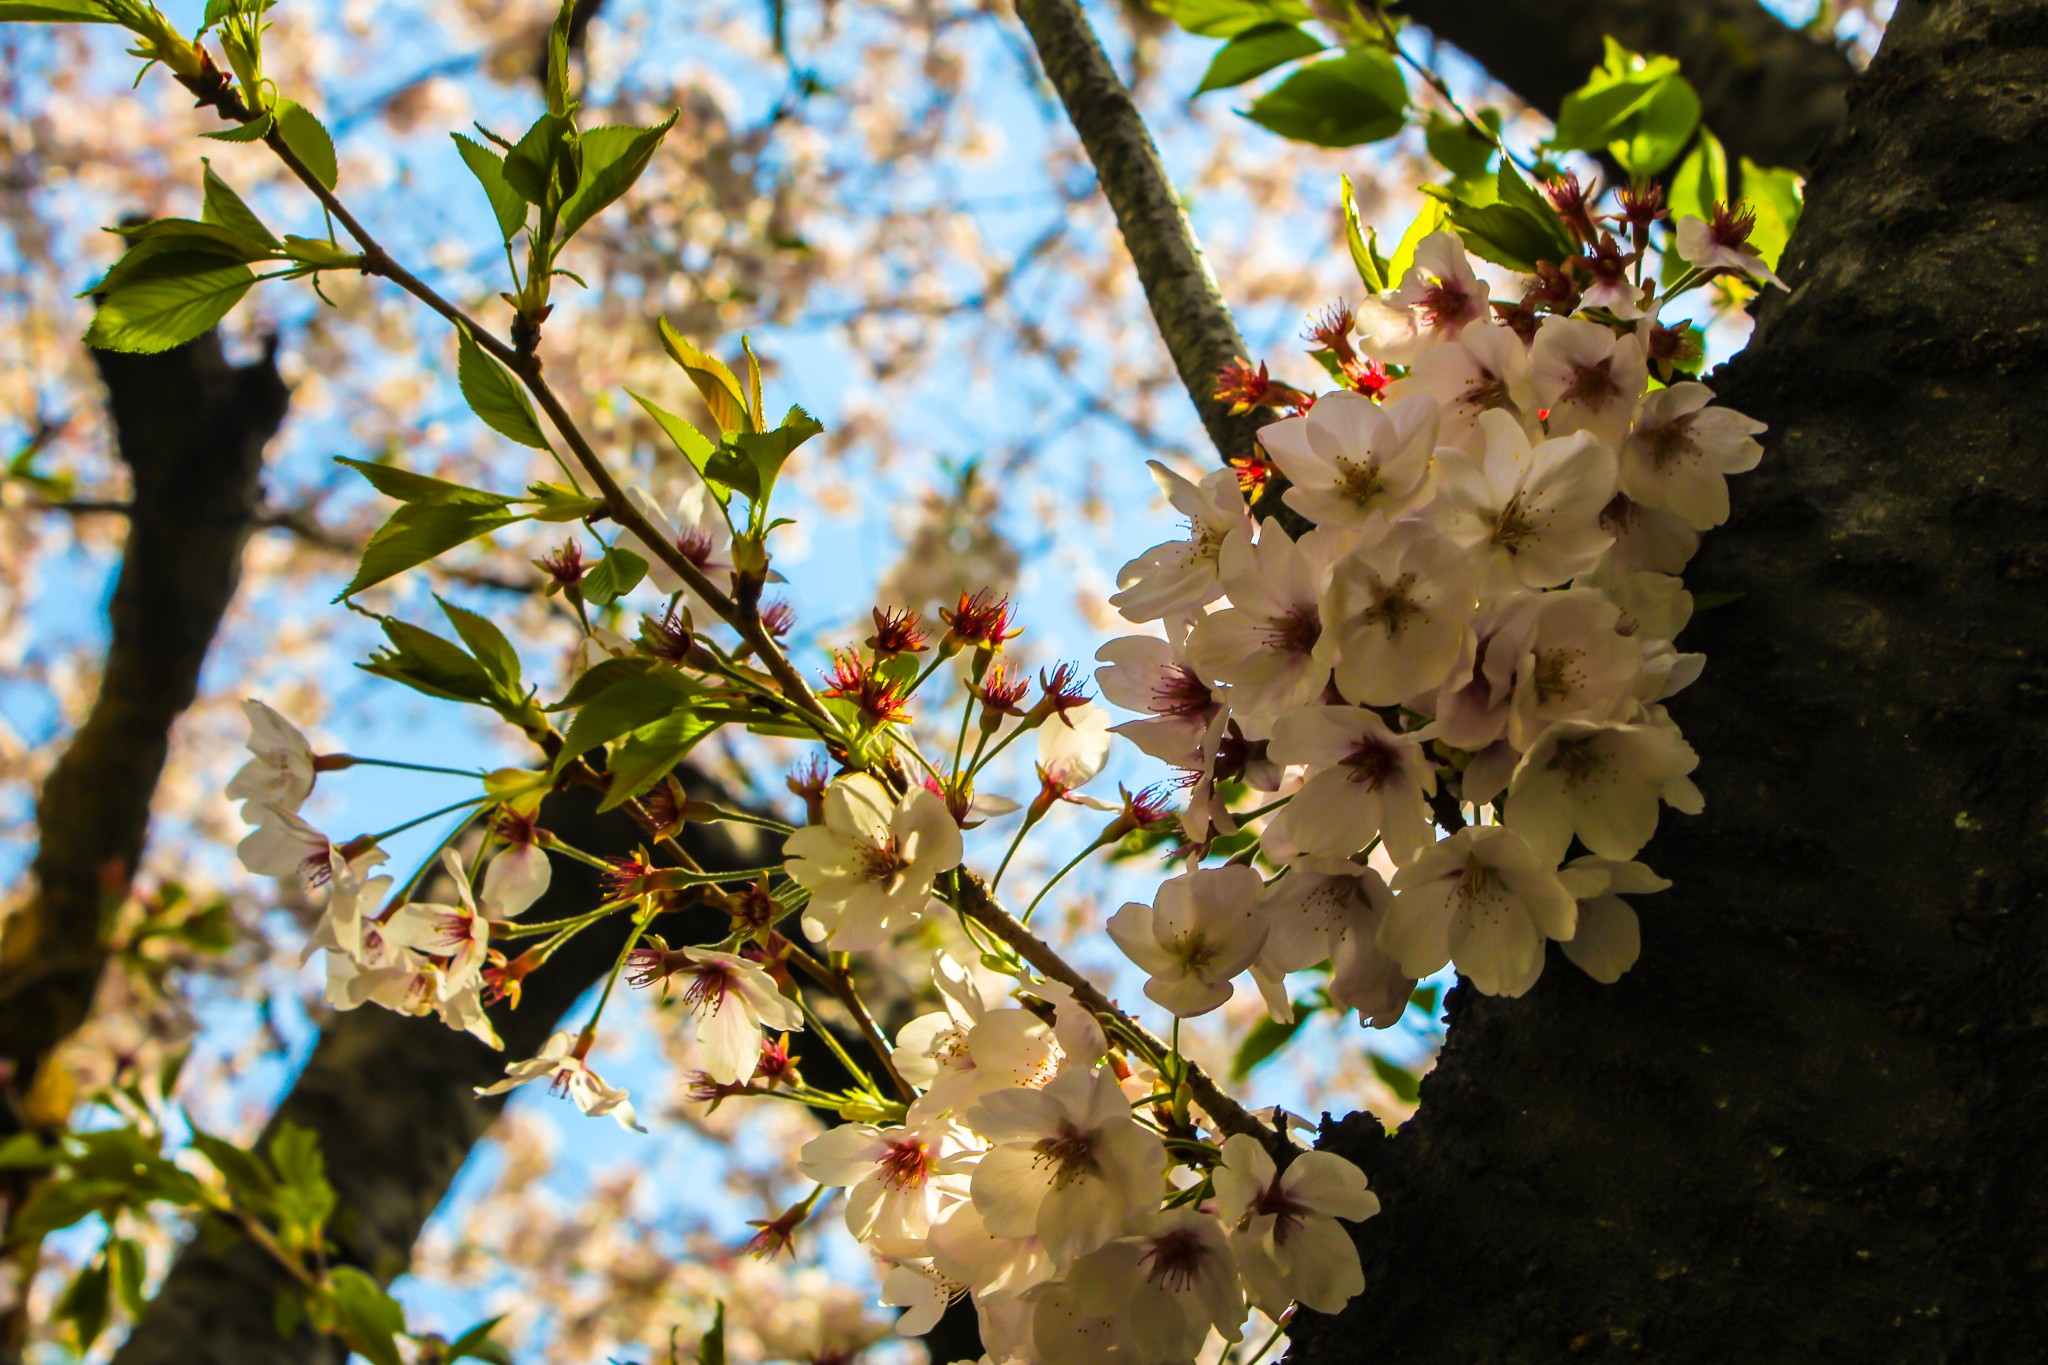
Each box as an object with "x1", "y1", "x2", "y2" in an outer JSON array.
[{"x1": 1099, "y1": 222, "x2": 1767, "y2": 1009}]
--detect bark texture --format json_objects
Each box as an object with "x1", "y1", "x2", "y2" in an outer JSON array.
[
  {"x1": 1017, "y1": 0, "x2": 1271, "y2": 463},
  {"x1": 1294, "y1": 2, "x2": 2048, "y2": 1359},
  {"x1": 111, "y1": 786, "x2": 778, "y2": 1365},
  {"x1": 1402, "y1": 0, "x2": 1856, "y2": 173}
]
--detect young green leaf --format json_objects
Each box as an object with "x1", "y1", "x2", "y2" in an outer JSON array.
[
  {"x1": 109, "y1": 1237, "x2": 147, "y2": 1317},
  {"x1": 1610, "y1": 75, "x2": 1699, "y2": 178},
  {"x1": 0, "y1": 0, "x2": 116, "y2": 20},
  {"x1": 338, "y1": 501, "x2": 526, "y2": 599},
  {"x1": 601, "y1": 710, "x2": 716, "y2": 810},
  {"x1": 55, "y1": 1257, "x2": 111, "y2": 1354},
  {"x1": 1242, "y1": 49, "x2": 1407, "y2": 149},
  {"x1": 657, "y1": 320, "x2": 752, "y2": 435},
  {"x1": 503, "y1": 111, "x2": 576, "y2": 207},
  {"x1": 439, "y1": 597, "x2": 522, "y2": 692},
  {"x1": 729, "y1": 405, "x2": 823, "y2": 506},
  {"x1": 273, "y1": 99, "x2": 338, "y2": 190},
  {"x1": 452, "y1": 132, "x2": 529, "y2": 242},
  {"x1": 201, "y1": 161, "x2": 280, "y2": 248},
  {"x1": 1153, "y1": 0, "x2": 1311, "y2": 39},
  {"x1": 202, "y1": 114, "x2": 273, "y2": 142},
  {"x1": 1738, "y1": 158, "x2": 1803, "y2": 268},
  {"x1": 557, "y1": 669, "x2": 700, "y2": 767},
  {"x1": 361, "y1": 618, "x2": 498, "y2": 704},
  {"x1": 455, "y1": 326, "x2": 551, "y2": 449},
  {"x1": 1385, "y1": 197, "x2": 1448, "y2": 284},
  {"x1": 555, "y1": 113, "x2": 679, "y2": 245},
  {"x1": 83, "y1": 250, "x2": 258, "y2": 354},
  {"x1": 625, "y1": 388, "x2": 727, "y2": 501},
  {"x1": 1230, "y1": 1002, "x2": 1320, "y2": 1079},
  {"x1": 700, "y1": 1303, "x2": 727, "y2": 1365},
  {"x1": 324, "y1": 1267, "x2": 407, "y2": 1365},
  {"x1": 448, "y1": 1314, "x2": 515, "y2": 1365},
  {"x1": 580, "y1": 544, "x2": 648, "y2": 606},
  {"x1": 337, "y1": 456, "x2": 518, "y2": 507},
  {"x1": 188, "y1": 1127, "x2": 279, "y2": 1214},
  {"x1": 1669, "y1": 127, "x2": 1729, "y2": 225},
  {"x1": 1370, "y1": 1052, "x2": 1422, "y2": 1105},
  {"x1": 282, "y1": 236, "x2": 363, "y2": 269},
  {"x1": 1192, "y1": 23, "x2": 1321, "y2": 97},
  {"x1": 1339, "y1": 172, "x2": 1385, "y2": 292},
  {"x1": 1423, "y1": 111, "x2": 1498, "y2": 186}
]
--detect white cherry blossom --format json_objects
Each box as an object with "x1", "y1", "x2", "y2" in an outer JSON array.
[
  {"x1": 621, "y1": 475, "x2": 735, "y2": 614},
  {"x1": 476, "y1": 1030, "x2": 644, "y2": 1131},
  {"x1": 1095, "y1": 624, "x2": 1224, "y2": 767},
  {"x1": 1675, "y1": 209, "x2": 1787, "y2": 289},
  {"x1": 1436, "y1": 408, "x2": 1617, "y2": 591},
  {"x1": 1432, "y1": 593, "x2": 1539, "y2": 752},
  {"x1": 897, "y1": 954, "x2": 1060, "y2": 1123},
  {"x1": 1323, "y1": 521, "x2": 1477, "y2": 707},
  {"x1": 1505, "y1": 587, "x2": 1645, "y2": 749},
  {"x1": 226, "y1": 699, "x2": 316, "y2": 816},
  {"x1": 799, "y1": 1117, "x2": 974, "y2": 1241},
  {"x1": 1380, "y1": 824, "x2": 1578, "y2": 997},
  {"x1": 928, "y1": 1195, "x2": 1058, "y2": 1304},
  {"x1": 1255, "y1": 855, "x2": 1413, "y2": 1028},
  {"x1": 1504, "y1": 718, "x2": 1703, "y2": 863},
  {"x1": 1558, "y1": 856, "x2": 1671, "y2": 983},
  {"x1": 1035, "y1": 702, "x2": 1114, "y2": 808},
  {"x1": 1110, "y1": 462, "x2": 1253, "y2": 622},
  {"x1": 1392, "y1": 322, "x2": 1536, "y2": 454},
  {"x1": 1598, "y1": 490, "x2": 1701, "y2": 575},
  {"x1": 965, "y1": 1065, "x2": 1166, "y2": 1264},
  {"x1": 1529, "y1": 315, "x2": 1647, "y2": 448},
  {"x1": 1063, "y1": 1209, "x2": 1245, "y2": 1361},
  {"x1": 381, "y1": 849, "x2": 499, "y2": 998},
  {"x1": 1186, "y1": 520, "x2": 1343, "y2": 723},
  {"x1": 669, "y1": 948, "x2": 805, "y2": 1085},
  {"x1": 1620, "y1": 382, "x2": 1766, "y2": 529},
  {"x1": 236, "y1": 803, "x2": 337, "y2": 882},
  {"x1": 1266, "y1": 706, "x2": 1436, "y2": 864},
  {"x1": 1258, "y1": 390, "x2": 1439, "y2": 537},
  {"x1": 1107, "y1": 864, "x2": 1268, "y2": 1017},
  {"x1": 784, "y1": 773, "x2": 962, "y2": 950},
  {"x1": 1354, "y1": 230, "x2": 1488, "y2": 362},
  {"x1": 1213, "y1": 1133, "x2": 1379, "y2": 1316}
]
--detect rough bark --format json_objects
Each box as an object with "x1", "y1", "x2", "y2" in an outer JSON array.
[
  {"x1": 1293, "y1": 2, "x2": 2048, "y2": 1359},
  {"x1": 1017, "y1": 0, "x2": 1271, "y2": 464},
  {"x1": 1401, "y1": 0, "x2": 1856, "y2": 174},
  {"x1": 111, "y1": 785, "x2": 778, "y2": 1365}
]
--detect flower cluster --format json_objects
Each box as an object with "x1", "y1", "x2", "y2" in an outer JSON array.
[{"x1": 1097, "y1": 222, "x2": 1766, "y2": 1007}]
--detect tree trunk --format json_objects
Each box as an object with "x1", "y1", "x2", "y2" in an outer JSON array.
[{"x1": 1295, "y1": 2, "x2": 2048, "y2": 1358}]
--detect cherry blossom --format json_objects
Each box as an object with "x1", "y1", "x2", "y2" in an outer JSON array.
[
  {"x1": 799, "y1": 1117, "x2": 974, "y2": 1241},
  {"x1": 784, "y1": 773, "x2": 962, "y2": 950},
  {"x1": 476, "y1": 1031, "x2": 644, "y2": 1131},
  {"x1": 226, "y1": 699, "x2": 316, "y2": 816},
  {"x1": 1354, "y1": 230, "x2": 1488, "y2": 361},
  {"x1": 621, "y1": 476, "x2": 735, "y2": 613},
  {"x1": 1094, "y1": 624, "x2": 1224, "y2": 767},
  {"x1": 1530, "y1": 315, "x2": 1648, "y2": 448},
  {"x1": 1110, "y1": 462, "x2": 1253, "y2": 622},
  {"x1": 896, "y1": 954, "x2": 1060, "y2": 1122},
  {"x1": 1380, "y1": 824, "x2": 1579, "y2": 997},
  {"x1": 1107, "y1": 865, "x2": 1268, "y2": 1017},
  {"x1": 1620, "y1": 382, "x2": 1767, "y2": 529},
  {"x1": 1322, "y1": 521, "x2": 1478, "y2": 706},
  {"x1": 1265, "y1": 705, "x2": 1436, "y2": 864},
  {"x1": 1392, "y1": 322, "x2": 1536, "y2": 454},
  {"x1": 1062, "y1": 1209, "x2": 1246, "y2": 1361},
  {"x1": 1186, "y1": 520, "x2": 1343, "y2": 722},
  {"x1": 1504, "y1": 588, "x2": 1646, "y2": 749},
  {"x1": 1504, "y1": 718, "x2": 1704, "y2": 863},
  {"x1": 1213, "y1": 1133, "x2": 1379, "y2": 1316},
  {"x1": 1436, "y1": 408, "x2": 1617, "y2": 591},
  {"x1": 1676, "y1": 206, "x2": 1787, "y2": 289},
  {"x1": 667, "y1": 948, "x2": 806, "y2": 1085},
  {"x1": 1558, "y1": 856, "x2": 1672, "y2": 983},
  {"x1": 1257, "y1": 390, "x2": 1440, "y2": 536}
]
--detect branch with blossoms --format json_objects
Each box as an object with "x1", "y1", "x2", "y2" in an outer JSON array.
[{"x1": 5, "y1": 0, "x2": 1792, "y2": 1360}]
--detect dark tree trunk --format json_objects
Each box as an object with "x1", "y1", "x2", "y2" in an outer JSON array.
[{"x1": 1295, "y1": 2, "x2": 2048, "y2": 1359}]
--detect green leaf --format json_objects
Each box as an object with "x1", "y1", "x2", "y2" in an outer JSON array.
[
  {"x1": 188, "y1": 1127, "x2": 278, "y2": 1214},
  {"x1": 1424, "y1": 111, "x2": 1498, "y2": 186},
  {"x1": 0, "y1": 0, "x2": 115, "y2": 20},
  {"x1": 545, "y1": 0, "x2": 575, "y2": 116},
  {"x1": 1669, "y1": 126, "x2": 1729, "y2": 225},
  {"x1": 439, "y1": 597, "x2": 522, "y2": 692},
  {"x1": 1230, "y1": 1003, "x2": 1318, "y2": 1080},
  {"x1": 1192, "y1": 23, "x2": 1322, "y2": 96},
  {"x1": 1549, "y1": 40, "x2": 1699, "y2": 178},
  {"x1": 1370, "y1": 1053, "x2": 1421, "y2": 1105},
  {"x1": 0, "y1": 1132, "x2": 62, "y2": 1168},
  {"x1": 204, "y1": 0, "x2": 276, "y2": 23},
  {"x1": 202, "y1": 114, "x2": 273, "y2": 142},
  {"x1": 1738, "y1": 158, "x2": 1802, "y2": 269},
  {"x1": 324, "y1": 1266, "x2": 406, "y2": 1365},
  {"x1": 1154, "y1": 0, "x2": 1310, "y2": 39},
  {"x1": 268, "y1": 1121, "x2": 336, "y2": 1244},
  {"x1": 449, "y1": 1314, "x2": 515, "y2": 1365},
  {"x1": 699, "y1": 1303, "x2": 727, "y2": 1365},
  {"x1": 11, "y1": 1177, "x2": 132, "y2": 1240},
  {"x1": 361, "y1": 619, "x2": 496, "y2": 704},
  {"x1": 503, "y1": 111, "x2": 576, "y2": 207},
  {"x1": 1436, "y1": 160, "x2": 1574, "y2": 272},
  {"x1": 56, "y1": 1257, "x2": 111, "y2": 1353},
  {"x1": 281, "y1": 235, "x2": 362, "y2": 269},
  {"x1": 99, "y1": 219, "x2": 278, "y2": 269},
  {"x1": 201, "y1": 162, "x2": 279, "y2": 249},
  {"x1": 456, "y1": 326, "x2": 551, "y2": 449},
  {"x1": 1339, "y1": 173, "x2": 1385, "y2": 292},
  {"x1": 1243, "y1": 49, "x2": 1406, "y2": 148},
  {"x1": 556, "y1": 113, "x2": 678, "y2": 245},
  {"x1": 729, "y1": 405, "x2": 822, "y2": 506},
  {"x1": 1386, "y1": 197, "x2": 1448, "y2": 284},
  {"x1": 109, "y1": 1237, "x2": 147, "y2": 1317},
  {"x1": 657, "y1": 320, "x2": 751, "y2": 435},
  {"x1": 601, "y1": 710, "x2": 716, "y2": 811},
  {"x1": 273, "y1": 99, "x2": 338, "y2": 191},
  {"x1": 452, "y1": 132, "x2": 528, "y2": 242},
  {"x1": 84, "y1": 250, "x2": 257, "y2": 354},
  {"x1": 580, "y1": 545, "x2": 648, "y2": 607},
  {"x1": 338, "y1": 500, "x2": 526, "y2": 598},
  {"x1": 558, "y1": 669, "x2": 699, "y2": 767},
  {"x1": 1610, "y1": 75, "x2": 1699, "y2": 177},
  {"x1": 626, "y1": 388, "x2": 727, "y2": 502},
  {"x1": 336, "y1": 455, "x2": 516, "y2": 508}
]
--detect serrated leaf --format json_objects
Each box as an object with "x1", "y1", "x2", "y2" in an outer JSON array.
[
  {"x1": 1339, "y1": 173, "x2": 1384, "y2": 292},
  {"x1": 1386, "y1": 196, "x2": 1448, "y2": 284},
  {"x1": 273, "y1": 99, "x2": 337, "y2": 191},
  {"x1": 84, "y1": 250, "x2": 257, "y2": 354},
  {"x1": 1153, "y1": 0, "x2": 1310, "y2": 39},
  {"x1": 656, "y1": 320, "x2": 750, "y2": 435},
  {"x1": 626, "y1": 388, "x2": 727, "y2": 502},
  {"x1": 0, "y1": 0, "x2": 115, "y2": 20},
  {"x1": 556, "y1": 113, "x2": 677, "y2": 245},
  {"x1": 601, "y1": 710, "x2": 716, "y2": 811},
  {"x1": 325, "y1": 1267, "x2": 406, "y2": 1365},
  {"x1": 452, "y1": 132, "x2": 527, "y2": 241},
  {"x1": 202, "y1": 115, "x2": 272, "y2": 142},
  {"x1": 558, "y1": 670, "x2": 698, "y2": 767},
  {"x1": 1424, "y1": 111, "x2": 1498, "y2": 186},
  {"x1": 503, "y1": 111, "x2": 575, "y2": 207},
  {"x1": 336, "y1": 455, "x2": 516, "y2": 507},
  {"x1": 103, "y1": 218, "x2": 279, "y2": 265},
  {"x1": 282, "y1": 235, "x2": 362, "y2": 269},
  {"x1": 338, "y1": 500, "x2": 526, "y2": 598},
  {"x1": 729, "y1": 405, "x2": 821, "y2": 505},
  {"x1": 362, "y1": 619, "x2": 496, "y2": 704},
  {"x1": 1242, "y1": 50, "x2": 1406, "y2": 149},
  {"x1": 201, "y1": 162, "x2": 279, "y2": 249},
  {"x1": 580, "y1": 545, "x2": 647, "y2": 606},
  {"x1": 456, "y1": 326, "x2": 550, "y2": 449},
  {"x1": 551, "y1": 655, "x2": 653, "y2": 709},
  {"x1": 269, "y1": 1121, "x2": 336, "y2": 1243},
  {"x1": 439, "y1": 597, "x2": 522, "y2": 692},
  {"x1": 1193, "y1": 23, "x2": 1321, "y2": 96},
  {"x1": 1609, "y1": 75, "x2": 1699, "y2": 178},
  {"x1": 204, "y1": 0, "x2": 275, "y2": 23}
]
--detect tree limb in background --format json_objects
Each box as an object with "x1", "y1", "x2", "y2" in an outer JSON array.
[
  {"x1": 1294, "y1": 0, "x2": 2048, "y2": 1355},
  {"x1": 1015, "y1": 0, "x2": 1271, "y2": 465},
  {"x1": 1401, "y1": 0, "x2": 1855, "y2": 173}
]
